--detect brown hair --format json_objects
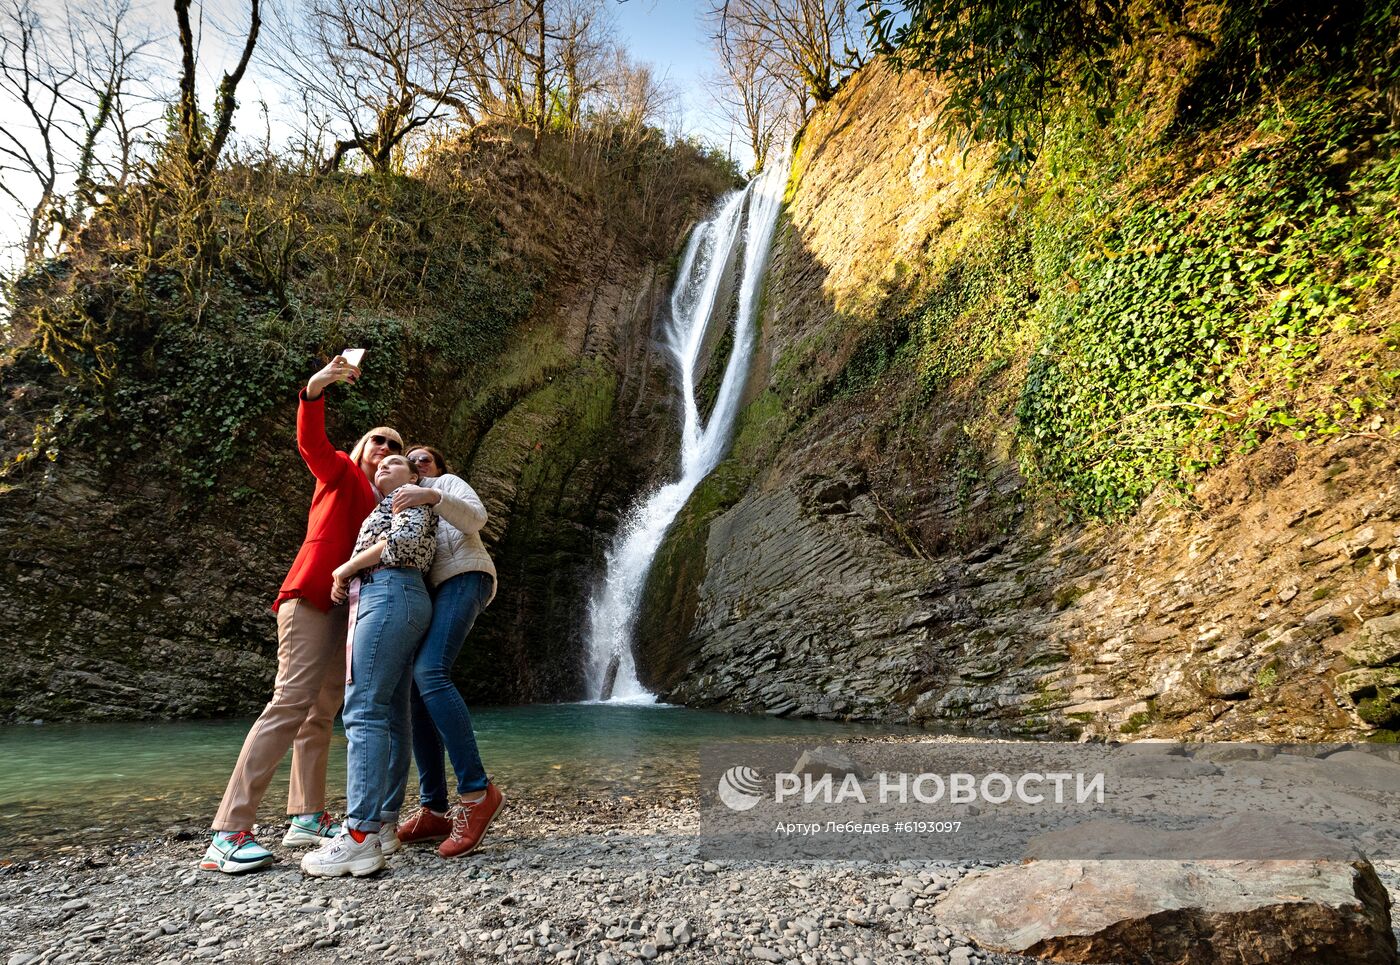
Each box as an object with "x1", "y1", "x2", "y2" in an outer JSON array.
[
  {"x1": 406, "y1": 443, "x2": 449, "y2": 476},
  {"x1": 349, "y1": 426, "x2": 403, "y2": 467}
]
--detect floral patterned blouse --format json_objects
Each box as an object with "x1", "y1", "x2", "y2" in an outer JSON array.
[{"x1": 350, "y1": 488, "x2": 438, "y2": 580}]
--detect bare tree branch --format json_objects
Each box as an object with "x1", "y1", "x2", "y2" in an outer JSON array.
[
  {"x1": 266, "y1": 0, "x2": 469, "y2": 173},
  {"x1": 711, "y1": 0, "x2": 864, "y2": 111},
  {"x1": 174, "y1": 0, "x2": 262, "y2": 180},
  {"x1": 0, "y1": 0, "x2": 158, "y2": 264}
]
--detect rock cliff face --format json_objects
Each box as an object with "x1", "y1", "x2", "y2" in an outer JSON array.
[
  {"x1": 0, "y1": 132, "x2": 715, "y2": 721},
  {"x1": 635, "y1": 58, "x2": 1400, "y2": 741},
  {"x1": 449, "y1": 262, "x2": 683, "y2": 704}
]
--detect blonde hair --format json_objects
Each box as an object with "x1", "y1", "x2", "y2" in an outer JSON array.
[{"x1": 349, "y1": 425, "x2": 403, "y2": 468}]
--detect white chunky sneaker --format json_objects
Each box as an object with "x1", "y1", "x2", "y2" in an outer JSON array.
[
  {"x1": 300, "y1": 829, "x2": 385, "y2": 878},
  {"x1": 379, "y1": 820, "x2": 401, "y2": 856}
]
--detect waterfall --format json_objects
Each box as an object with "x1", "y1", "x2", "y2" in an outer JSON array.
[{"x1": 584, "y1": 157, "x2": 790, "y2": 702}]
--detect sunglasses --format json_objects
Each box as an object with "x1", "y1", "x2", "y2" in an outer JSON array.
[
  {"x1": 408, "y1": 453, "x2": 436, "y2": 466},
  {"x1": 370, "y1": 434, "x2": 403, "y2": 453}
]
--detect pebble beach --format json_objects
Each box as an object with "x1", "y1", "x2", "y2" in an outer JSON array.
[{"x1": 1, "y1": 793, "x2": 1049, "y2": 965}]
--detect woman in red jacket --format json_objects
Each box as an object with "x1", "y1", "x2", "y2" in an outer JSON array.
[{"x1": 202, "y1": 356, "x2": 403, "y2": 874}]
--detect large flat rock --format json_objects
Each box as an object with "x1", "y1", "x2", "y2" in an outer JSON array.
[{"x1": 935, "y1": 858, "x2": 1396, "y2": 964}]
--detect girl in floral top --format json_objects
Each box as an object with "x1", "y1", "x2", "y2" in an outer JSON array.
[
  {"x1": 333, "y1": 459, "x2": 439, "y2": 589},
  {"x1": 303, "y1": 453, "x2": 437, "y2": 877}
]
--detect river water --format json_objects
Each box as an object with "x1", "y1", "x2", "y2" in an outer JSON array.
[{"x1": 0, "y1": 703, "x2": 915, "y2": 862}]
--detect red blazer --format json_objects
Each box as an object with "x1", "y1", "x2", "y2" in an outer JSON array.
[{"x1": 273, "y1": 390, "x2": 380, "y2": 613}]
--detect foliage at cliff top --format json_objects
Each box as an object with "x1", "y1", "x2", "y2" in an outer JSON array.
[
  {"x1": 866, "y1": 0, "x2": 1399, "y2": 187},
  {"x1": 0, "y1": 120, "x2": 736, "y2": 494}
]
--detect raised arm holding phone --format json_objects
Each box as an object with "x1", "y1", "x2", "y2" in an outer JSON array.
[{"x1": 203, "y1": 354, "x2": 404, "y2": 874}]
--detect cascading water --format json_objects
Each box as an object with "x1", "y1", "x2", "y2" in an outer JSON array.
[{"x1": 584, "y1": 157, "x2": 790, "y2": 702}]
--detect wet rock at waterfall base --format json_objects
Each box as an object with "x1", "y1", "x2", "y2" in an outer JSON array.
[
  {"x1": 935, "y1": 858, "x2": 1398, "y2": 964},
  {"x1": 599, "y1": 655, "x2": 620, "y2": 702}
]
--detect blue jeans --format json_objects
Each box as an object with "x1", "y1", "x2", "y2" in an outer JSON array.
[
  {"x1": 385, "y1": 571, "x2": 493, "y2": 815},
  {"x1": 342, "y1": 568, "x2": 431, "y2": 833}
]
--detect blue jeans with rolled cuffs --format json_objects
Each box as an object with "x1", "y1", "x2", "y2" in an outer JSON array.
[
  {"x1": 342, "y1": 567, "x2": 432, "y2": 834},
  {"x1": 385, "y1": 571, "x2": 493, "y2": 817}
]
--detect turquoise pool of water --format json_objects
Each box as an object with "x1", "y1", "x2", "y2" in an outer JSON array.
[{"x1": 0, "y1": 703, "x2": 916, "y2": 861}]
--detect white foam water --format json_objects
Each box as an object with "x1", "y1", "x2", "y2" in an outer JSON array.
[{"x1": 583, "y1": 157, "x2": 790, "y2": 701}]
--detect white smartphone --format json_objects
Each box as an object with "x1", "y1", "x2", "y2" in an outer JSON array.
[{"x1": 341, "y1": 348, "x2": 365, "y2": 368}]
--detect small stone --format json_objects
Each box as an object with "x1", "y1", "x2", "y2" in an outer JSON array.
[
  {"x1": 1278, "y1": 584, "x2": 1299, "y2": 603},
  {"x1": 752, "y1": 947, "x2": 784, "y2": 963},
  {"x1": 703, "y1": 862, "x2": 720, "y2": 873},
  {"x1": 890, "y1": 889, "x2": 915, "y2": 910},
  {"x1": 1344, "y1": 614, "x2": 1400, "y2": 666},
  {"x1": 949, "y1": 948, "x2": 972, "y2": 965},
  {"x1": 60, "y1": 898, "x2": 90, "y2": 913},
  {"x1": 639, "y1": 942, "x2": 659, "y2": 960}
]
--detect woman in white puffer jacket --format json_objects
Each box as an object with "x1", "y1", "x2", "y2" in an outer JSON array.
[{"x1": 380, "y1": 444, "x2": 505, "y2": 859}]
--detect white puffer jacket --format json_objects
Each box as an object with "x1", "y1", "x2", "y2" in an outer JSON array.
[{"x1": 421, "y1": 473, "x2": 496, "y2": 603}]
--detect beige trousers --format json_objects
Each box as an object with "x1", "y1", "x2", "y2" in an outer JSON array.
[{"x1": 212, "y1": 599, "x2": 347, "y2": 831}]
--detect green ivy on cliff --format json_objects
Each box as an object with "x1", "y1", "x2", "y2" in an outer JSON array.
[
  {"x1": 10, "y1": 172, "x2": 536, "y2": 494},
  {"x1": 812, "y1": 45, "x2": 1400, "y2": 521},
  {"x1": 1016, "y1": 90, "x2": 1400, "y2": 516},
  {"x1": 762, "y1": 1, "x2": 1393, "y2": 521}
]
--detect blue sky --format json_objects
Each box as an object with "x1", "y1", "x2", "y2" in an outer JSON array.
[
  {"x1": 614, "y1": 0, "x2": 715, "y2": 92},
  {"x1": 612, "y1": 0, "x2": 748, "y2": 162}
]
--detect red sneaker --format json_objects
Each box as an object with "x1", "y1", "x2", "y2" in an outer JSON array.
[
  {"x1": 438, "y1": 783, "x2": 505, "y2": 858},
  {"x1": 396, "y1": 806, "x2": 451, "y2": 844}
]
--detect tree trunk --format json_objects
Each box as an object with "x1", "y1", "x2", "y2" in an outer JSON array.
[{"x1": 532, "y1": 0, "x2": 546, "y2": 155}]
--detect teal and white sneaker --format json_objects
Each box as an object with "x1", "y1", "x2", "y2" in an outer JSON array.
[
  {"x1": 282, "y1": 810, "x2": 340, "y2": 847},
  {"x1": 200, "y1": 831, "x2": 274, "y2": 874}
]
